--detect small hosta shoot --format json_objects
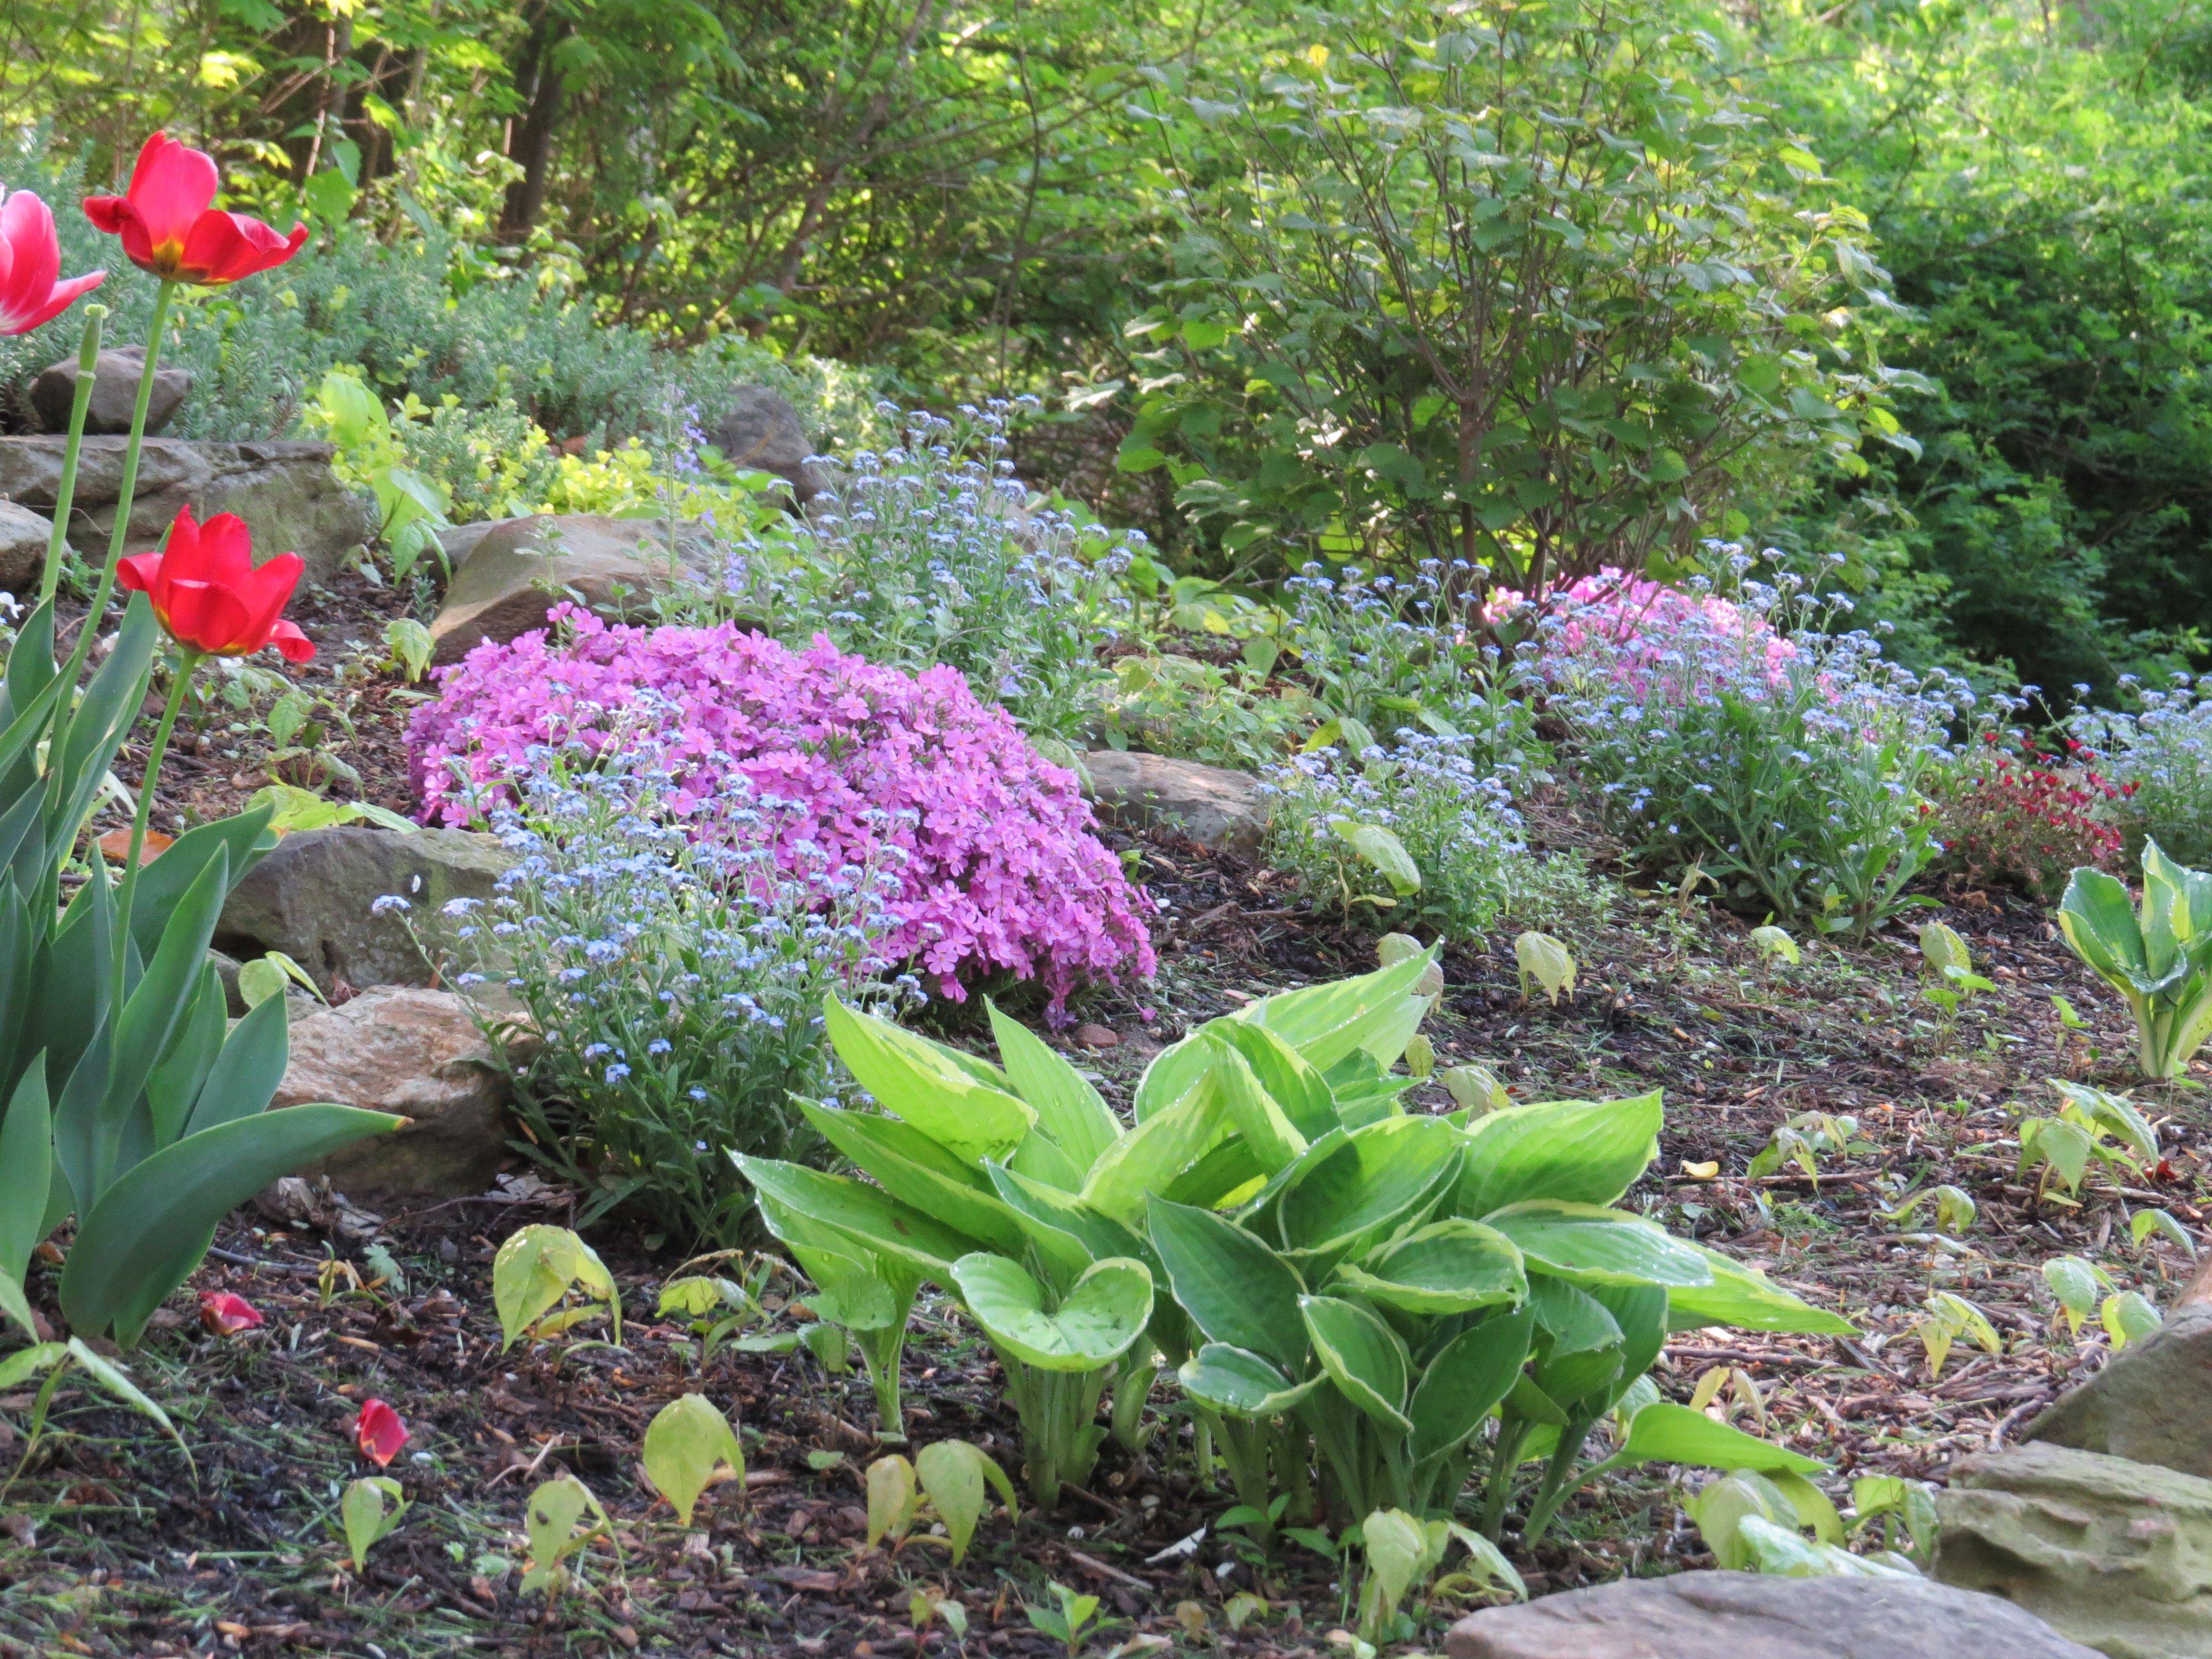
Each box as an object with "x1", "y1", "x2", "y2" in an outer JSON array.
[
  {"x1": 641, "y1": 1394, "x2": 744, "y2": 1527},
  {"x1": 493, "y1": 1224, "x2": 622, "y2": 1350}
]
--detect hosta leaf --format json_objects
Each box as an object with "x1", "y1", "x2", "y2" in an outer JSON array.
[
  {"x1": 1665, "y1": 1245, "x2": 1852, "y2": 1334},
  {"x1": 1276, "y1": 1115, "x2": 1463, "y2": 1263},
  {"x1": 915, "y1": 1439, "x2": 1017, "y2": 1563},
  {"x1": 1147, "y1": 1196, "x2": 1308, "y2": 1373},
  {"x1": 1082, "y1": 1073, "x2": 1235, "y2": 1225},
  {"x1": 797, "y1": 1103, "x2": 1028, "y2": 1254},
  {"x1": 736, "y1": 1156, "x2": 980, "y2": 1278},
  {"x1": 1300, "y1": 1293, "x2": 1412, "y2": 1433},
  {"x1": 1234, "y1": 948, "x2": 1436, "y2": 1071},
  {"x1": 1332, "y1": 1218, "x2": 1525, "y2": 1314},
  {"x1": 1454, "y1": 1093, "x2": 1661, "y2": 1218},
  {"x1": 1408, "y1": 1304, "x2": 1534, "y2": 1460},
  {"x1": 987, "y1": 1001, "x2": 1120, "y2": 1172},
  {"x1": 1485, "y1": 1202, "x2": 1713, "y2": 1289},
  {"x1": 1178, "y1": 1343, "x2": 1324, "y2": 1417},
  {"x1": 951, "y1": 1253, "x2": 1152, "y2": 1373},
  {"x1": 825, "y1": 998, "x2": 1034, "y2": 1164},
  {"x1": 1615, "y1": 1400, "x2": 1826, "y2": 1474},
  {"x1": 1205, "y1": 1034, "x2": 1307, "y2": 1175},
  {"x1": 1209, "y1": 1019, "x2": 1338, "y2": 1141}
]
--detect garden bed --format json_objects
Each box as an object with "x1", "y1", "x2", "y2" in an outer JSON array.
[{"x1": 1, "y1": 814, "x2": 2197, "y2": 1657}]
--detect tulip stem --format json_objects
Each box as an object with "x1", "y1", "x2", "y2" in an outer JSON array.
[
  {"x1": 110, "y1": 649, "x2": 198, "y2": 1007},
  {"x1": 39, "y1": 305, "x2": 107, "y2": 611},
  {"x1": 59, "y1": 277, "x2": 175, "y2": 698}
]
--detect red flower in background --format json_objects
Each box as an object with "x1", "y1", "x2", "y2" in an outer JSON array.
[
  {"x1": 0, "y1": 188, "x2": 104, "y2": 335},
  {"x1": 83, "y1": 132, "x2": 305, "y2": 288},
  {"x1": 117, "y1": 507, "x2": 312, "y2": 662},
  {"x1": 351, "y1": 1399, "x2": 408, "y2": 1467},
  {"x1": 197, "y1": 1291, "x2": 263, "y2": 1336}
]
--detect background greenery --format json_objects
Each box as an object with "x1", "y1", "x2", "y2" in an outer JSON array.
[{"x1": 7, "y1": 0, "x2": 2212, "y2": 701}]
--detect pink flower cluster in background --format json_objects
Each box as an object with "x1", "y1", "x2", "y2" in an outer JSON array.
[
  {"x1": 408, "y1": 607, "x2": 1154, "y2": 1011},
  {"x1": 1485, "y1": 566, "x2": 1796, "y2": 697}
]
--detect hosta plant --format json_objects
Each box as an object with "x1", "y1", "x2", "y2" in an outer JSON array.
[
  {"x1": 2059, "y1": 841, "x2": 2212, "y2": 1079},
  {"x1": 738, "y1": 949, "x2": 1446, "y2": 1506},
  {"x1": 1150, "y1": 1086, "x2": 1848, "y2": 1545}
]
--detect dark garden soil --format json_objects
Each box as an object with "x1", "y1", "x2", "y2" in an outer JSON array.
[{"x1": 3, "y1": 575, "x2": 2205, "y2": 1657}]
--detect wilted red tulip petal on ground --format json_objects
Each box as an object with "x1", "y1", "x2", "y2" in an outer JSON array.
[
  {"x1": 197, "y1": 1291, "x2": 263, "y2": 1336},
  {"x1": 351, "y1": 1399, "x2": 408, "y2": 1467}
]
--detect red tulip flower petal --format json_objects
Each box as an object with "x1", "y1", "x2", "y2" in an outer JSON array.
[
  {"x1": 131, "y1": 508, "x2": 310, "y2": 660},
  {"x1": 0, "y1": 189, "x2": 105, "y2": 336},
  {"x1": 270, "y1": 618, "x2": 315, "y2": 664},
  {"x1": 180, "y1": 211, "x2": 308, "y2": 286},
  {"x1": 83, "y1": 133, "x2": 304, "y2": 286},
  {"x1": 351, "y1": 1399, "x2": 409, "y2": 1467},
  {"x1": 197, "y1": 1291, "x2": 263, "y2": 1336}
]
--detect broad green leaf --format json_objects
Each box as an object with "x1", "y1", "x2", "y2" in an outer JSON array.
[
  {"x1": 0, "y1": 1060, "x2": 50, "y2": 1280},
  {"x1": 990, "y1": 1164, "x2": 1152, "y2": 1277},
  {"x1": 825, "y1": 998, "x2": 1034, "y2": 1164},
  {"x1": 1665, "y1": 1245, "x2": 1852, "y2": 1334},
  {"x1": 1300, "y1": 1293, "x2": 1412, "y2": 1433},
  {"x1": 0, "y1": 1271, "x2": 35, "y2": 1341},
  {"x1": 1276, "y1": 1115, "x2": 1463, "y2": 1263},
  {"x1": 2058, "y1": 868, "x2": 2147, "y2": 987},
  {"x1": 915, "y1": 1439, "x2": 1017, "y2": 1562},
  {"x1": 987, "y1": 1002, "x2": 1120, "y2": 1172},
  {"x1": 1486, "y1": 1202, "x2": 1713, "y2": 1289},
  {"x1": 1332, "y1": 1218, "x2": 1525, "y2": 1314},
  {"x1": 1082, "y1": 1073, "x2": 1234, "y2": 1225},
  {"x1": 643, "y1": 1394, "x2": 744, "y2": 1526},
  {"x1": 341, "y1": 1476, "x2": 407, "y2": 1569},
  {"x1": 180, "y1": 992, "x2": 291, "y2": 1136},
  {"x1": 1454, "y1": 1093, "x2": 1661, "y2": 1217},
  {"x1": 797, "y1": 1103, "x2": 1027, "y2": 1254},
  {"x1": 1147, "y1": 1196, "x2": 1308, "y2": 1372},
  {"x1": 1235, "y1": 948, "x2": 1435, "y2": 1071},
  {"x1": 1615, "y1": 1400, "x2": 1826, "y2": 1474},
  {"x1": 1178, "y1": 1343, "x2": 1324, "y2": 1417},
  {"x1": 1514, "y1": 932, "x2": 1575, "y2": 1003},
  {"x1": 2043, "y1": 1255, "x2": 2105, "y2": 1333},
  {"x1": 493, "y1": 1225, "x2": 620, "y2": 1350},
  {"x1": 736, "y1": 1156, "x2": 980, "y2": 1278},
  {"x1": 1361, "y1": 1508, "x2": 1429, "y2": 1622},
  {"x1": 2131, "y1": 1208, "x2": 2197, "y2": 1256},
  {"x1": 1332, "y1": 820, "x2": 1421, "y2": 894},
  {"x1": 1530, "y1": 1277, "x2": 1626, "y2": 1405},
  {"x1": 1206, "y1": 1035, "x2": 1307, "y2": 1175},
  {"x1": 59, "y1": 1104, "x2": 400, "y2": 1345},
  {"x1": 2104, "y1": 1291, "x2": 2162, "y2": 1349},
  {"x1": 1210, "y1": 1019, "x2": 1338, "y2": 1141},
  {"x1": 1408, "y1": 1304, "x2": 1534, "y2": 1460},
  {"x1": 952, "y1": 1253, "x2": 1152, "y2": 1372}
]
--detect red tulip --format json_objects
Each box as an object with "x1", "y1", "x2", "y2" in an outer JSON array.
[
  {"x1": 117, "y1": 507, "x2": 313, "y2": 663},
  {"x1": 352, "y1": 1399, "x2": 409, "y2": 1467},
  {"x1": 198, "y1": 1291, "x2": 263, "y2": 1336},
  {"x1": 83, "y1": 132, "x2": 306, "y2": 288},
  {"x1": 0, "y1": 188, "x2": 104, "y2": 335}
]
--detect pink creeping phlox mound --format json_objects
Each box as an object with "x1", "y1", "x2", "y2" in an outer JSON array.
[
  {"x1": 1484, "y1": 566, "x2": 1795, "y2": 697},
  {"x1": 408, "y1": 606, "x2": 1154, "y2": 1011}
]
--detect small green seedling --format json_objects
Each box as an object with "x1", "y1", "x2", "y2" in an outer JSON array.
[
  {"x1": 383, "y1": 618, "x2": 435, "y2": 683},
  {"x1": 1442, "y1": 1063, "x2": 1511, "y2": 1118},
  {"x1": 1514, "y1": 931, "x2": 1576, "y2": 1004},
  {"x1": 236, "y1": 950, "x2": 326, "y2": 1010},
  {"x1": 2104, "y1": 1290, "x2": 2163, "y2": 1349},
  {"x1": 2016, "y1": 1079, "x2": 2159, "y2": 1199},
  {"x1": 1848, "y1": 1475, "x2": 1940, "y2": 1567},
  {"x1": 494, "y1": 1224, "x2": 622, "y2": 1350},
  {"x1": 339, "y1": 1476, "x2": 409, "y2": 1569},
  {"x1": 1749, "y1": 923, "x2": 1799, "y2": 993},
  {"x1": 2042, "y1": 1255, "x2": 2114, "y2": 1335},
  {"x1": 2130, "y1": 1207, "x2": 2198, "y2": 1256},
  {"x1": 641, "y1": 1394, "x2": 744, "y2": 1526},
  {"x1": 1748, "y1": 1112, "x2": 1871, "y2": 1185},
  {"x1": 865, "y1": 1441, "x2": 1019, "y2": 1564},
  {"x1": 1915, "y1": 1291, "x2": 2002, "y2": 1378},
  {"x1": 1356, "y1": 1507, "x2": 1525, "y2": 1646},
  {"x1": 1879, "y1": 1183, "x2": 1978, "y2": 1237},
  {"x1": 1024, "y1": 1581, "x2": 1103, "y2": 1657},
  {"x1": 1919, "y1": 922, "x2": 1995, "y2": 1048},
  {"x1": 520, "y1": 1474, "x2": 614, "y2": 1598},
  {"x1": 911, "y1": 1587, "x2": 969, "y2": 1641}
]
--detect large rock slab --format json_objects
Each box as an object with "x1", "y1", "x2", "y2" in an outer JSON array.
[
  {"x1": 427, "y1": 513, "x2": 714, "y2": 664},
  {"x1": 32, "y1": 345, "x2": 190, "y2": 436},
  {"x1": 708, "y1": 385, "x2": 823, "y2": 507},
  {"x1": 272, "y1": 986, "x2": 520, "y2": 1197},
  {"x1": 1935, "y1": 1441, "x2": 2212, "y2": 1658},
  {"x1": 2027, "y1": 1306, "x2": 2212, "y2": 1479},
  {"x1": 0, "y1": 436, "x2": 369, "y2": 586},
  {"x1": 1446, "y1": 1569, "x2": 2100, "y2": 1659},
  {"x1": 1082, "y1": 749, "x2": 1266, "y2": 858},
  {"x1": 215, "y1": 826, "x2": 513, "y2": 995}
]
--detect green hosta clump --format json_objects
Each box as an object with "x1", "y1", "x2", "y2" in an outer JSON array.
[
  {"x1": 1152, "y1": 1081, "x2": 1847, "y2": 1545},
  {"x1": 739, "y1": 950, "x2": 1445, "y2": 1506},
  {"x1": 2059, "y1": 841, "x2": 2212, "y2": 1079}
]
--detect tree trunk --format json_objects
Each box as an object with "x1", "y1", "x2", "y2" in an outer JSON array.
[{"x1": 499, "y1": 11, "x2": 573, "y2": 241}]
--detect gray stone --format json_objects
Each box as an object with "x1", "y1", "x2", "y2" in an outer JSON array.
[
  {"x1": 2028, "y1": 1305, "x2": 2212, "y2": 1479},
  {"x1": 1082, "y1": 749, "x2": 1267, "y2": 858},
  {"x1": 707, "y1": 385, "x2": 823, "y2": 506},
  {"x1": 426, "y1": 512, "x2": 714, "y2": 664},
  {"x1": 214, "y1": 826, "x2": 514, "y2": 996},
  {"x1": 1446, "y1": 1569, "x2": 2101, "y2": 1659},
  {"x1": 272, "y1": 986, "x2": 523, "y2": 1198},
  {"x1": 1935, "y1": 1441, "x2": 2212, "y2": 1658},
  {"x1": 0, "y1": 499, "x2": 55, "y2": 592},
  {"x1": 0, "y1": 436, "x2": 370, "y2": 586},
  {"x1": 436, "y1": 515, "x2": 533, "y2": 570},
  {"x1": 32, "y1": 345, "x2": 191, "y2": 436}
]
